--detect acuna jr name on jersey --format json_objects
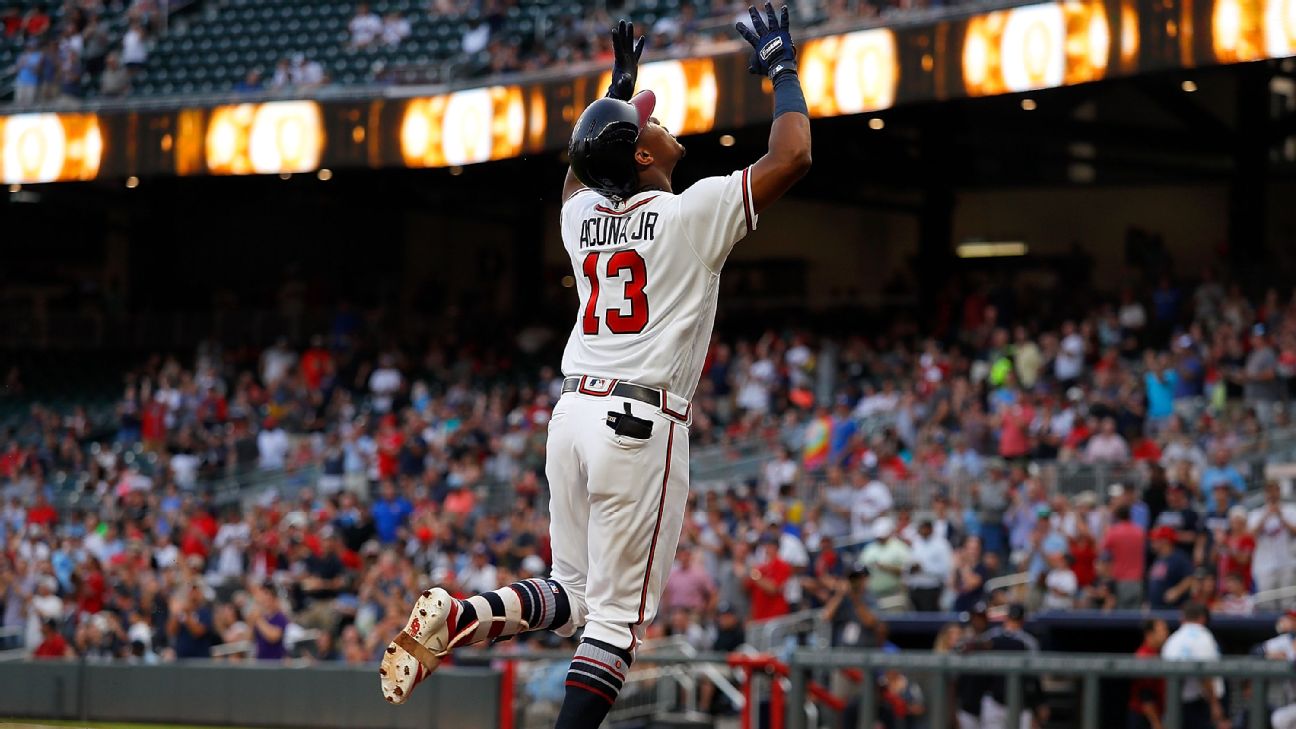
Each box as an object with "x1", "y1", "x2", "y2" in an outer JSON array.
[{"x1": 578, "y1": 212, "x2": 659, "y2": 249}]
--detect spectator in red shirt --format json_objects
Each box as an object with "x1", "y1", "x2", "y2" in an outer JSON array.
[
  {"x1": 1128, "y1": 617, "x2": 1169, "y2": 729},
  {"x1": 746, "y1": 540, "x2": 791, "y2": 621},
  {"x1": 32, "y1": 619, "x2": 72, "y2": 659},
  {"x1": 0, "y1": 441, "x2": 26, "y2": 478},
  {"x1": 26, "y1": 492, "x2": 58, "y2": 528},
  {"x1": 1069, "y1": 529, "x2": 1098, "y2": 588},
  {"x1": 1216, "y1": 507, "x2": 1255, "y2": 590},
  {"x1": 1100, "y1": 505, "x2": 1146, "y2": 608},
  {"x1": 300, "y1": 335, "x2": 332, "y2": 392}
]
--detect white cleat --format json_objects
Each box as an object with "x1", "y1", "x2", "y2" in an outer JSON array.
[{"x1": 379, "y1": 587, "x2": 476, "y2": 705}]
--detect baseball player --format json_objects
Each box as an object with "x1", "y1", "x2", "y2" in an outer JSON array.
[{"x1": 380, "y1": 9, "x2": 810, "y2": 727}]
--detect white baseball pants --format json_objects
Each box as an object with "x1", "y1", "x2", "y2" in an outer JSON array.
[{"x1": 545, "y1": 389, "x2": 690, "y2": 652}]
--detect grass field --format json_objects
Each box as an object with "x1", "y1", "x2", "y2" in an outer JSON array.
[{"x1": 0, "y1": 716, "x2": 261, "y2": 721}]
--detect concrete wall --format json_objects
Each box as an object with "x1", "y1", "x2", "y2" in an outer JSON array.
[{"x1": 0, "y1": 661, "x2": 500, "y2": 729}]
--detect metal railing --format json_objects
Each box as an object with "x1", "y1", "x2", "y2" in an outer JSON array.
[
  {"x1": 784, "y1": 649, "x2": 1294, "y2": 729},
  {"x1": 1253, "y1": 585, "x2": 1296, "y2": 611}
]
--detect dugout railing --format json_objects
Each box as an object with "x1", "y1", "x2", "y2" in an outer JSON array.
[{"x1": 466, "y1": 647, "x2": 1294, "y2": 729}]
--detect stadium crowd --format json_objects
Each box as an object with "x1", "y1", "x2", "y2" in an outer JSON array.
[{"x1": 1, "y1": 271, "x2": 1295, "y2": 669}]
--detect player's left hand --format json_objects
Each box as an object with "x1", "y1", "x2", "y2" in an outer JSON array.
[{"x1": 607, "y1": 19, "x2": 645, "y2": 101}]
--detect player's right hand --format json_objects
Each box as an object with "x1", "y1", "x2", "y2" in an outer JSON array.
[
  {"x1": 606, "y1": 19, "x2": 645, "y2": 101},
  {"x1": 735, "y1": 2, "x2": 797, "y2": 80}
]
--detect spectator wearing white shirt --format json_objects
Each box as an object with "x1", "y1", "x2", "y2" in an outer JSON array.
[
  {"x1": 120, "y1": 20, "x2": 148, "y2": 71},
  {"x1": 256, "y1": 418, "x2": 290, "y2": 471},
  {"x1": 348, "y1": 3, "x2": 383, "y2": 48},
  {"x1": 460, "y1": 546, "x2": 498, "y2": 595},
  {"x1": 1055, "y1": 320, "x2": 1086, "y2": 385},
  {"x1": 905, "y1": 520, "x2": 951, "y2": 611},
  {"x1": 1041, "y1": 551, "x2": 1077, "y2": 610},
  {"x1": 762, "y1": 447, "x2": 797, "y2": 504},
  {"x1": 1248, "y1": 481, "x2": 1296, "y2": 595},
  {"x1": 368, "y1": 354, "x2": 403, "y2": 414},
  {"x1": 1161, "y1": 602, "x2": 1226, "y2": 729},
  {"x1": 381, "y1": 12, "x2": 411, "y2": 46},
  {"x1": 849, "y1": 472, "x2": 893, "y2": 542}
]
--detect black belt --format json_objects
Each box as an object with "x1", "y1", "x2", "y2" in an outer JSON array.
[{"x1": 561, "y1": 376, "x2": 662, "y2": 408}]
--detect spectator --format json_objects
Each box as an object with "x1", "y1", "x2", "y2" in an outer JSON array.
[
  {"x1": 1162, "y1": 602, "x2": 1226, "y2": 729},
  {"x1": 57, "y1": 49, "x2": 83, "y2": 102},
  {"x1": 120, "y1": 20, "x2": 148, "y2": 72},
  {"x1": 1147, "y1": 526, "x2": 1194, "y2": 610},
  {"x1": 1240, "y1": 324, "x2": 1282, "y2": 424},
  {"x1": 1129, "y1": 618, "x2": 1169, "y2": 729},
  {"x1": 1214, "y1": 505, "x2": 1254, "y2": 591},
  {"x1": 381, "y1": 11, "x2": 411, "y2": 47},
  {"x1": 849, "y1": 471, "x2": 893, "y2": 541},
  {"x1": 1041, "y1": 551, "x2": 1078, "y2": 610},
  {"x1": 1248, "y1": 481, "x2": 1296, "y2": 594},
  {"x1": 168, "y1": 582, "x2": 216, "y2": 659},
  {"x1": 859, "y1": 516, "x2": 912, "y2": 608},
  {"x1": 348, "y1": 3, "x2": 383, "y2": 48},
  {"x1": 1083, "y1": 555, "x2": 1117, "y2": 610},
  {"x1": 822, "y1": 568, "x2": 877, "y2": 648},
  {"x1": 81, "y1": 16, "x2": 109, "y2": 75},
  {"x1": 233, "y1": 68, "x2": 263, "y2": 93},
  {"x1": 661, "y1": 546, "x2": 715, "y2": 615},
  {"x1": 32, "y1": 618, "x2": 72, "y2": 659},
  {"x1": 14, "y1": 40, "x2": 43, "y2": 105},
  {"x1": 248, "y1": 584, "x2": 289, "y2": 660},
  {"x1": 1201, "y1": 447, "x2": 1246, "y2": 511},
  {"x1": 99, "y1": 52, "x2": 130, "y2": 97},
  {"x1": 906, "y1": 519, "x2": 952, "y2": 612},
  {"x1": 1153, "y1": 484, "x2": 1200, "y2": 559},
  {"x1": 1084, "y1": 417, "x2": 1130, "y2": 463},
  {"x1": 25, "y1": 576, "x2": 64, "y2": 651},
  {"x1": 1214, "y1": 573, "x2": 1253, "y2": 615},
  {"x1": 368, "y1": 354, "x2": 403, "y2": 415},
  {"x1": 745, "y1": 539, "x2": 791, "y2": 621},
  {"x1": 256, "y1": 417, "x2": 290, "y2": 471},
  {"x1": 370, "y1": 482, "x2": 412, "y2": 545},
  {"x1": 950, "y1": 536, "x2": 989, "y2": 613}
]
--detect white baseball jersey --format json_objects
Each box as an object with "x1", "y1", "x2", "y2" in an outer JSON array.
[
  {"x1": 543, "y1": 168, "x2": 757, "y2": 653},
  {"x1": 558, "y1": 167, "x2": 757, "y2": 399}
]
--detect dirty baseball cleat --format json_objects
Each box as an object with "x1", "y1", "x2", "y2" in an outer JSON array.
[{"x1": 379, "y1": 587, "x2": 477, "y2": 705}]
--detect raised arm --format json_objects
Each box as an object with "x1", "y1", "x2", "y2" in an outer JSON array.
[
  {"x1": 735, "y1": 3, "x2": 812, "y2": 214},
  {"x1": 562, "y1": 20, "x2": 645, "y2": 201}
]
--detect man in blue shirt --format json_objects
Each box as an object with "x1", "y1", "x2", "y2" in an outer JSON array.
[
  {"x1": 1200, "y1": 447, "x2": 1246, "y2": 513},
  {"x1": 370, "y1": 481, "x2": 412, "y2": 544},
  {"x1": 1144, "y1": 354, "x2": 1178, "y2": 428}
]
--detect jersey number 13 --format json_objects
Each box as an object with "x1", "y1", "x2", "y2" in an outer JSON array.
[{"x1": 581, "y1": 250, "x2": 649, "y2": 335}]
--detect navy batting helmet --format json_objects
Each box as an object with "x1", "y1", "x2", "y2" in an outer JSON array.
[{"x1": 568, "y1": 91, "x2": 656, "y2": 202}]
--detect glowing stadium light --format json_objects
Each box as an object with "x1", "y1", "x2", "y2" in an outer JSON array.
[
  {"x1": 203, "y1": 101, "x2": 325, "y2": 175},
  {"x1": 1212, "y1": 0, "x2": 1266, "y2": 61},
  {"x1": 0, "y1": 113, "x2": 103, "y2": 184},
  {"x1": 596, "y1": 59, "x2": 718, "y2": 135},
  {"x1": 719, "y1": 134, "x2": 736, "y2": 146},
  {"x1": 1001, "y1": 4, "x2": 1066, "y2": 91},
  {"x1": 1063, "y1": 0, "x2": 1113, "y2": 85},
  {"x1": 400, "y1": 86, "x2": 527, "y2": 168},
  {"x1": 1264, "y1": 0, "x2": 1296, "y2": 56},
  {"x1": 799, "y1": 29, "x2": 898, "y2": 117},
  {"x1": 957, "y1": 241, "x2": 1029, "y2": 258},
  {"x1": 125, "y1": 175, "x2": 139, "y2": 188}
]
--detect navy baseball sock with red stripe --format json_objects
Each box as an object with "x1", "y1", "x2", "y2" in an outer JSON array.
[
  {"x1": 555, "y1": 638, "x2": 633, "y2": 729},
  {"x1": 449, "y1": 578, "x2": 572, "y2": 645}
]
